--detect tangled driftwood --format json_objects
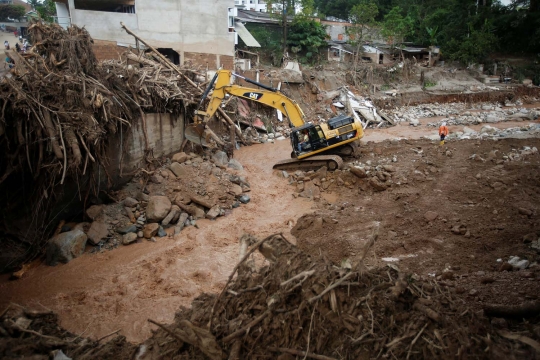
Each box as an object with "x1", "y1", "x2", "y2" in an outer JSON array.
[
  {"x1": 0, "y1": 22, "x2": 201, "y2": 269},
  {"x1": 2, "y1": 232, "x2": 537, "y2": 359}
]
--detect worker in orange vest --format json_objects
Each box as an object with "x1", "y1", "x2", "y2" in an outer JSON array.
[{"x1": 439, "y1": 121, "x2": 449, "y2": 145}]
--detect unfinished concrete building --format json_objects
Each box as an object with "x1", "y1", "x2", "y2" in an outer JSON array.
[{"x1": 54, "y1": 0, "x2": 236, "y2": 69}]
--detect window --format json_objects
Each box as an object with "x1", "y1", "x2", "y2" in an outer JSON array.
[
  {"x1": 228, "y1": 7, "x2": 237, "y2": 30},
  {"x1": 155, "y1": 48, "x2": 180, "y2": 65},
  {"x1": 74, "y1": 0, "x2": 136, "y2": 13}
]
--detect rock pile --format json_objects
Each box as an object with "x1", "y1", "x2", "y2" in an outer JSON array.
[
  {"x1": 387, "y1": 101, "x2": 539, "y2": 128},
  {"x1": 45, "y1": 150, "x2": 251, "y2": 266}
]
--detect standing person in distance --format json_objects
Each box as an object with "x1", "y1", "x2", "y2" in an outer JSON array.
[{"x1": 439, "y1": 121, "x2": 449, "y2": 146}]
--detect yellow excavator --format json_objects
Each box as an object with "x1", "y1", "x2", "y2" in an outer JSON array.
[{"x1": 185, "y1": 69, "x2": 364, "y2": 171}]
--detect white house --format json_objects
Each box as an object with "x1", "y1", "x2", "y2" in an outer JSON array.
[
  {"x1": 235, "y1": 0, "x2": 266, "y2": 12},
  {"x1": 53, "y1": 0, "x2": 237, "y2": 70}
]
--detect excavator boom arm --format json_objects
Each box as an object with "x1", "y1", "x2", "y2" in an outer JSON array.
[{"x1": 196, "y1": 70, "x2": 306, "y2": 128}]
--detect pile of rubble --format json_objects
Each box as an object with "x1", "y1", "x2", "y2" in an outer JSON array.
[
  {"x1": 278, "y1": 160, "x2": 400, "y2": 199},
  {"x1": 46, "y1": 150, "x2": 251, "y2": 266},
  {"x1": 3, "y1": 233, "x2": 538, "y2": 359},
  {"x1": 385, "y1": 101, "x2": 539, "y2": 127},
  {"x1": 466, "y1": 144, "x2": 539, "y2": 164}
]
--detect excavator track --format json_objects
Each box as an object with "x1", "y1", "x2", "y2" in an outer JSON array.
[
  {"x1": 326, "y1": 143, "x2": 356, "y2": 157},
  {"x1": 273, "y1": 155, "x2": 344, "y2": 172}
]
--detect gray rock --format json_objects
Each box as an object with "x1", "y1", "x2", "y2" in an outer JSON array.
[
  {"x1": 87, "y1": 221, "x2": 109, "y2": 245},
  {"x1": 137, "y1": 231, "x2": 144, "y2": 238},
  {"x1": 230, "y1": 183, "x2": 243, "y2": 196},
  {"x1": 424, "y1": 211, "x2": 439, "y2": 222},
  {"x1": 122, "y1": 232, "x2": 138, "y2": 245},
  {"x1": 480, "y1": 125, "x2": 498, "y2": 134},
  {"x1": 281, "y1": 171, "x2": 289, "y2": 178},
  {"x1": 232, "y1": 201, "x2": 240, "y2": 208},
  {"x1": 136, "y1": 192, "x2": 150, "y2": 202},
  {"x1": 178, "y1": 212, "x2": 189, "y2": 227},
  {"x1": 116, "y1": 224, "x2": 138, "y2": 234},
  {"x1": 52, "y1": 349, "x2": 72, "y2": 360},
  {"x1": 200, "y1": 162, "x2": 213, "y2": 175},
  {"x1": 238, "y1": 195, "x2": 251, "y2": 204},
  {"x1": 350, "y1": 166, "x2": 367, "y2": 179},
  {"x1": 146, "y1": 196, "x2": 172, "y2": 222},
  {"x1": 46, "y1": 230, "x2": 88, "y2": 266},
  {"x1": 170, "y1": 162, "x2": 188, "y2": 177},
  {"x1": 451, "y1": 224, "x2": 467, "y2": 235},
  {"x1": 508, "y1": 256, "x2": 521, "y2": 266},
  {"x1": 228, "y1": 159, "x2": 244, "y2": 171},
  {"x1": 86, "y1": 205, "x2": 104, "y2": 220},
  {"x1": 212, "y1": 150, "x2": 229, "y2": 167},
  {"x1": 123, "y1": 197, "x2": 139, "y2": 207},
  {"x1": 515, "y1": 259, "x2": 530, "y2": 270},
  {"x1": 150, "y1": 174, "x2": 164, "y2": 184},
  {"x1": 206, "y1": 205, "x2": 221, "y2": 219},
  {"x1": 172, "y1": 152, "x2": 188, "y2": 163},
  {"x1": 462, "y1": 126, "x2": 476, "y2": 135},
  {"x1": 174, "y1": 224, "x2": 184, "y2": 235},
  {"x1": 229, "y1": 175, "x2": 249, "y2": 187},
  {"x1": 158, "y1": 226, "x2": 167, "y2": 237},
  {"x1": 143, "y1": 223, "x2": 160, "y2": 238},
  {"x1": 161, "y1": 205, "x2": 180, "y2": 226}
]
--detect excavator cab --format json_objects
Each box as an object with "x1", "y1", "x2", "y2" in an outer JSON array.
[{"x1": 291, "y1": 124, "x2": 327, "y2": 156}]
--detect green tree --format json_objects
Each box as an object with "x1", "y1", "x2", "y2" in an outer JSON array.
[
  {"x1": 381, "y1": 6, "x2": 413, "y2": 49},
  {"x1": 36, "y1": 0, "x2": 56, "y2": 22},
  {"x1": 27, "y1": 0, "x2": 40, "y2": 10},
  {"x1": 265, "y1": 0, "x2": 318, "y2": 55},
  {"x1": 287, "y1": 17, "x2": 327, "y2": 63},
  {"x1": 0, "y1": 5, "x2": 26, "y2": 21},
  {"x1": 446, "y1": 20, "x2": 497, "y2": 64},
  {"x1": 347, "y1": 1, "x2": 378, "y2": 66}
]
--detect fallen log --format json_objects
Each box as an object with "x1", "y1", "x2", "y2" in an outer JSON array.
[{"x1": 484, "y1": 301, "x2": 540, "y2": 318}]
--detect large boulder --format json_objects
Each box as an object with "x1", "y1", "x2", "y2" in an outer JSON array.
[
  {"x1": 212, "y1": 151, "x2": 229, "y2": 167},
  {"x1": 146, "y1": 196, "x2": 172, "y2": 222},
  {"x1": 46, "y1": 230, "x2": 88, "y2": 266},
  {"x1": 228, "y1": 159, "x2": 244, "y2": 171}
]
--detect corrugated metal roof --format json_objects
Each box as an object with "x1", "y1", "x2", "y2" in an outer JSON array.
[{"x1": 235, "y1": 22, "x2": 261, "y2": 47}]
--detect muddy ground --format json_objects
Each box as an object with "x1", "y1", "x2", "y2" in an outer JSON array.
[
  {"x1": 1, "y1": 116, "x2": 540, "y2": 355},
  {"x1": 293, "y1": 136, "x2": 540, "y2": 313}
]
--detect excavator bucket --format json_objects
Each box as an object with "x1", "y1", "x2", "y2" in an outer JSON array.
[{"x1": 184, "y1": 123, "x2": 210, "y2": 147}]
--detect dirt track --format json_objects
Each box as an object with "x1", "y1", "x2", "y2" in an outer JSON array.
[{"x1": 1, "y1": 127, "x2": 540, "y2": 344}]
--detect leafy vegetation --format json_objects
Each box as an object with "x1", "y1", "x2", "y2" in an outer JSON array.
[
  {"x1": 311, "y1": 0, "x2": 540, "y2": 64},
  {"x1": 287, "y1": 17, "x2": 327, "y2": 63},
  {"x1": 36, "y1": 0, "x2": 57, "y2": 23},
  {"x1": 0, "y1": 5, "x2": 26, "y2": 21}
]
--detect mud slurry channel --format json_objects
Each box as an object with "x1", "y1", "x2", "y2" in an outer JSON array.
[{"x1": 0, "y1": 140, "x2": 314, "y2": 343}]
